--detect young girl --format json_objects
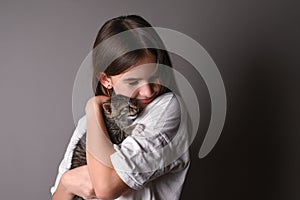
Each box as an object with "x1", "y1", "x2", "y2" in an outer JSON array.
[{"x1": 51, "y1": 15, "x2": 190, "y2": 200}]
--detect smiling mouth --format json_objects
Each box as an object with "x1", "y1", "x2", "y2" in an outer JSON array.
[{"x1": 138, "y1": 95, "x2": 155, "y2": 104}]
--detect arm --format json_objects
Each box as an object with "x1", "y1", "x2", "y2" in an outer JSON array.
[{"x1": 85, "y1": 96, "x2": 131, "y2": 199}]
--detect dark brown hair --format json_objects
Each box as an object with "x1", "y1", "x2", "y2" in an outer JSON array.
[{"x1": 92, "y1": 15, "x2": 174, "y2": 96}]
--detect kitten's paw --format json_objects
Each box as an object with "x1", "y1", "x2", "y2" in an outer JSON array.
[{"x1": 133, "y1": 123, "x2": 145, "y2": 134}]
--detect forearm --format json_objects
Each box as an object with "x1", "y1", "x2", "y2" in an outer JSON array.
[
  {"x1": 86, "y1": 98, "x2": 128, "y2": 198},
  {"x1": 86, "y1": 107, "x2": 115, "y2": 167}
]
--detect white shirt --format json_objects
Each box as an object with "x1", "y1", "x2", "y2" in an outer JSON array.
[{"x1": 51, "y1": 92, "x2": 190, "y2": 200}]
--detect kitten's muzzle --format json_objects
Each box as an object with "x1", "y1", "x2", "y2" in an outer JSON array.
[{"x1": 128, "y1": 106, "x2": 139, "y2": 120}]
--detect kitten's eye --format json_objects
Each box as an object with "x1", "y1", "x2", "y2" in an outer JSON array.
[{"x1": 129, "y1": 81, "x2": 139, "y2": 86}]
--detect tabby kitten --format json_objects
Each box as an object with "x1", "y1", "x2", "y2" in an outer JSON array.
[{"x1": 70, "y1": 95, "x2": 143, "y2": 200}]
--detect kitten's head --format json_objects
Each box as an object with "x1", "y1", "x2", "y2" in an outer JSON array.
[{"x1": 102, "y1": 95, "x2": 139, "y2": 127}]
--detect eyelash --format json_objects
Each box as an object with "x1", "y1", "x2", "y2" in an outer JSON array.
[
  {"x1": 128, "y1": 76, "x2": 159, "y2": 86},
  {"x1": 129, "y1": 81, "x2": 139, "y2": 86}
]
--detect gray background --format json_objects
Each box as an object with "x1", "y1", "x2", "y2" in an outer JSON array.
[{"x1": 0, "y1": 0, "x2": 299, "y2": 199}]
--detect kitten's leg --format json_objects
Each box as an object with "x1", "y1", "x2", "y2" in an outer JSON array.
[
  {"x1": 123, "y1": 123, "x2": 145, "y2": 136},
  {"x1": 133, "y1": 123, "x2": 145, "y2": 134}
]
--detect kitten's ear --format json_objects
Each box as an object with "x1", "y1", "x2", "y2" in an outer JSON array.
[{"x1": 102, "y1": 102, "x2": 112, "y2": 114}]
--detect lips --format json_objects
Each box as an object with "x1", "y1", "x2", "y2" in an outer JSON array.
[{"x1": 137, "y1": 95, "x2": 155, "y2": 104}]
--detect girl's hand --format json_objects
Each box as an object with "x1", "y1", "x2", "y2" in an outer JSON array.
[
  {"x1": 85, "y1": 95, "x2": 110, "y2": 115},
  {"x1": 61, "y1": 165, "x2": 97, "y2": 199}
]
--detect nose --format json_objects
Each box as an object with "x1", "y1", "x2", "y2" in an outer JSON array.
[{"x1": 138, "y1": 83, "x2": 153, "y2": 98}]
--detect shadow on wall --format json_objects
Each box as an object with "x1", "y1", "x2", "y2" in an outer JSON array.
[{"x1": 181, "y1": 29, "x2": 299, "y2": 199}]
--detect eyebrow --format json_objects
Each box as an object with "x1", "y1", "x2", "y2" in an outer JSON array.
[
  {"x1": 123, "y1": 74, "x2": 159, "y2": 82},
  {"x1": 122, "y1": 78, "x2": 143, "y2": 82}
]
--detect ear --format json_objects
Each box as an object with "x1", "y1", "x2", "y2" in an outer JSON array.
[
  {"x1": 102, "y1": 102, "x2": 112, "y2": 114},
  {"x1": 98, "y1": 72, "x2": 113, "y2": 89}
]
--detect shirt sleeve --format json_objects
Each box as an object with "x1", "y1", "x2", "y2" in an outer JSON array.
[
  {"x1": 110, "y1": 93, "x2": 190, "y2": 190},
  {"x1": 50, "y1": 116, "x2": 87, "y2": 196}
]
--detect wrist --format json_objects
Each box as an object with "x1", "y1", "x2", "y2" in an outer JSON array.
[
  {"x1": 60, "y1": 172, "x2": 71, "y2": 193},
  {"x1": 53, "y1": 173, "x2": 74, "y2": 199},
  {"x1": 85, "y1": 96, "x2": 109, "y2": 115},
  {"x1": 85, "y1": 98, "x2": 101, "y2": 115}
]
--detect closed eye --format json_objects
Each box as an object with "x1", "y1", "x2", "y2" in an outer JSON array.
[{"x1": 129, "y1": 81, "x2": 139, "y2": 86}]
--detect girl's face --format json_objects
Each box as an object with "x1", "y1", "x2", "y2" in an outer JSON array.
[{"x1": 104, "y1": 55, "x2": 161, "y2": 109}]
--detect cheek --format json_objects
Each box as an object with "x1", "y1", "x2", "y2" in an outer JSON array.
[{"x1": 152, "y1": 83, "x2": 161, "y2": 93}]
